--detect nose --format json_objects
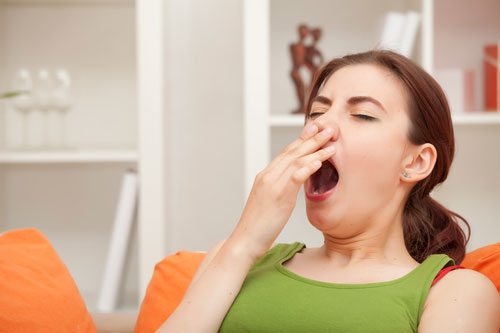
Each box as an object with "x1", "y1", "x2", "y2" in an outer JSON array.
[{"x1": 310, "y1": 116, "x2": 340, "y2": 142}]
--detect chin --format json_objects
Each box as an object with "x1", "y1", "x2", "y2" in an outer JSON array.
[
  {"x1": 306, "y1": 209, "x2": 338, "y2": 231},
  {"x1": 307, "y1": 214, "x2": 360, "y2": 240}
]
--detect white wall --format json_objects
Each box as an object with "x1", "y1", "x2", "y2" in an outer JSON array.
[
  {"x1": 162, "y1": 0, "x2": 245, "y2": 254},
  {"x1": 432, "y1": 126, "x2": 500, "y2": 252}
]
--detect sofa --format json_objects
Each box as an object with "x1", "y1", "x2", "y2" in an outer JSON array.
[{"x1": 1, "y1": 228, "x2": 499, "y2": 332}]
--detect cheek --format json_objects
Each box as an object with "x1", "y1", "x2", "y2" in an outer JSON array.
[{"x1": 343, "y1": 130, "x2": 404, "y2": 185}]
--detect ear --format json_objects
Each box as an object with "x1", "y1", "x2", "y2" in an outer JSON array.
[{"x1": 400, "y1": 143, "x2": 437, "y2": 183}]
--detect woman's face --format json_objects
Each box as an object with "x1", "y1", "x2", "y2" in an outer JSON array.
[{"x1": 304, "y1": 64, "x2": 413, "y2": 235}]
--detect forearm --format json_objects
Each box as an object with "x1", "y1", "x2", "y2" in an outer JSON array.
[{"x1": 157, "y1": 237, "x2": 257, "y2": 333}]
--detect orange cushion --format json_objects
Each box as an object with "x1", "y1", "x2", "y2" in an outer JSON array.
[
  {"x1": 134, "y1": 250, "x2": 206, "y2": 333},
  {"x1": 462, "y1": 243, "x2": 500, "y2": 294},
  {"x1": 0, "y1": 228, "x2": 96, "y2": 332}
]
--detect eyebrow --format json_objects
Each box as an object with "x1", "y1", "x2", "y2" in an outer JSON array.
[{"x1": 311, "y1": 95, "x2": 387, "y2": 113}]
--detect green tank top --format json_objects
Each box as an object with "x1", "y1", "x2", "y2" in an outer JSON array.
[{"x1": 219, "y1": 242, "x2": 454, "y2": 332}]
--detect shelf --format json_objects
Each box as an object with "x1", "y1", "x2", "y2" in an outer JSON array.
[
  {"x1": 268, "y1": 112, "x2": 500, "y2": 127},
  {"x1": 452, "y1": 113, "x2": 500, "y2": 125},
  {"x1": 0, "y1": 0, "x2": 133, "y2": 6},
  {"x1": 0, "y1": 149, "x2": 138, "y2": 164}
]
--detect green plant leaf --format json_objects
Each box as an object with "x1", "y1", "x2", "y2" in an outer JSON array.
[{"x1": 0, "y1": 90, "x2": 30, "y2": 99}]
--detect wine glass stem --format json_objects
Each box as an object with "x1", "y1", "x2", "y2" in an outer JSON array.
[
  {"x1": 61, "y1": 112, "x2": 66, "y2": 148},
  {"x1": 43, "y1": 110, "x2": 48, "y2": 148},
  {"x1": 22, "y1": 112, "x2": 28, "y2": 148}
]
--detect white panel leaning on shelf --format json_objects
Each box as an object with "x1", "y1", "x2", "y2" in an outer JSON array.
[{"x1": 97, "y1": 169, "x2": 138, "y2": 312}]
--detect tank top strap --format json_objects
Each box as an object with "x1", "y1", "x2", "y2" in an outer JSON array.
[
  {"x1": 410, "y1": 254, "x2": 456, "y2": 325},
  {"x1": 251, "y1": 242, "x2": 304, "y2": 271}
]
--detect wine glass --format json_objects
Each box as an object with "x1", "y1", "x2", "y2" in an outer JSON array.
[
  {"x1": 35, "y1": 69, "x2": 53, "y2": 149},
  {"x1": 51, "y1": 68, "x2": 72, "y2": 149},
  {"x1": 11, "y1": 69, "x2": 35, "y2": 149}
]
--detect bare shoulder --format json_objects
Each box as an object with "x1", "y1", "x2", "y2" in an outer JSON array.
[{"x1": 419, "y1": 268, "x2": 500, "y2": 332}]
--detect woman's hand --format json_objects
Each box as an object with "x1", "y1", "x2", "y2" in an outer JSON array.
[{"x1": 230, "y1": 122, "x2": 337, "y2": 260}]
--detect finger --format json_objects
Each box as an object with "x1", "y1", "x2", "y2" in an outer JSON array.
[
  {"x1": 300, "y1": 122, "x2": 319, "y2": 140},
  {"x1": 281, "y1": 145, "x2": 336, "y2": 187},
  {"x1": 278, "y1": 127, "x2": 335, "y2": 167},
  {"x1": 269, "y1": 122, "x2": 319, "y2": 165},
  {"x1": 281, "y1": 122, "x2": 320, "y2": 156},
  {"x1": 266, "y1": 126, "x2": 335, "y2": 179}
]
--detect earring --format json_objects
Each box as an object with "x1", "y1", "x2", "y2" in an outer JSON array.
[{"x1": 402, "y1": 172, "x2": 411, "y2": 179}]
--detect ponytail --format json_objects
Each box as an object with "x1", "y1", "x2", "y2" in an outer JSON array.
[{"x1": 403, "y1": 193, "x2": 470, "y2": 264}]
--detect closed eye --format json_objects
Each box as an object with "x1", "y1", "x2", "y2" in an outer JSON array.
[
  {"x1": 352, "y1": 114, "x2": 377, "y2": 121},
  {"x1": 308, "y1": 112, "x2": 324, "y2": 119},
  {"x1": 308, "y1": 113, "x2": 377, "y2": 121}
]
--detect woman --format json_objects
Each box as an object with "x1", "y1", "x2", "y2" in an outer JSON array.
[{"x1": 159, "y1": 50, "x2": 500, "y2": 332}]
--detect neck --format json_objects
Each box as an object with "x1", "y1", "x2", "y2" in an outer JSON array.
[{"x1": 318, "y1": 203, "x2": 415, "y2": 268}]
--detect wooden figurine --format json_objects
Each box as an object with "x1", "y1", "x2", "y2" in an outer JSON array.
[{"x1": 290, "y1": 24, "x2": 324, "y2": 114}]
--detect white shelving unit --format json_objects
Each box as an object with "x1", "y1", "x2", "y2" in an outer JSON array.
[
  {"x1": 0, "y1": 0, "x2": 167, "y2": 312},
  {"x1": 244, "y1": 0, "x2": 500, "y2": 251}
]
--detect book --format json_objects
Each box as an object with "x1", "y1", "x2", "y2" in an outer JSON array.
[
  {"x1": 96, "y1": 169, "x2": 138, "y2": 312},
  {"x1": 484, "y1": 43, "x2": 499, "y2": 111}
]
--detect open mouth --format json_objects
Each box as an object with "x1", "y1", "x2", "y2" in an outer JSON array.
[{"x1": 309, "y1": 160, "x2": 339, "y2": 195}]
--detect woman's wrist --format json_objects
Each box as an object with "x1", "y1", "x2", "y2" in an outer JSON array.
[{"x1": 226, "y1": 227, "x2": 269, "y2": 263}]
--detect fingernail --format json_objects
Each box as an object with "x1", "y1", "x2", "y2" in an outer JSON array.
[{"x1": 307, "y1": 124, "x2": 318, "y2": 136}]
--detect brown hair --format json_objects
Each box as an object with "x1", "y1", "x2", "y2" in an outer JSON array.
[{"x1": 304, "y1": 49, "x2": 470, "y2": 264}]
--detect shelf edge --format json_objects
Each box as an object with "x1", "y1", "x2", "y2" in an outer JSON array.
[
  {"x1": 0, "y1": 0, "x2": 134, "y2": 6},
  {"x1": 0, "y1": 150, "x2": 138, "y2": 164},
  {"x1": 268, "y1": 113, "x2": 500, "y2": 127}
]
